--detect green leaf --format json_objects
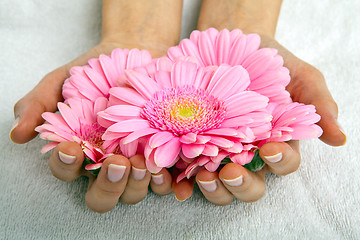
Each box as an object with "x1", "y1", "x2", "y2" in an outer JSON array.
[
  {"x1": 82, "y1": 157, "x2": 101, "y2": 176},
  {"x1": 243, "y1": 149, "x2": 265, "y2": 172}
]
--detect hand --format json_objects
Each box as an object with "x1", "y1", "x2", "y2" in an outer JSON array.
[
  {"x1": 174, "y1": 36, "x2": 346, "y2": 204},
  {"x1": 51, "y1": 142, "x2": 172, "y2": 213},
  {"x1": 10, "y1": 41, "x2": 172, "y2": 212}
]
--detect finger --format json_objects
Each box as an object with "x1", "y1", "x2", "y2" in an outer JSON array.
[
  {"x1": 312, "y1": 98, "x2": 346, "y2": 146},
  {"x1": 10, "y1": 47, "x2": 115, "y2": 144},
  {"x1": 10, "y1": 67, "x2": 68, "y2": 144},
  {"x1": 49, "y1": 141, "x2": 85, "y2": 182},
  {"x1": 85, "y1": 155, "x2": 131, "y2": 213},
  {"x1": 172, "y1": 169, "x2": 195, "y2": 202},
  {"x1": 219, "y1": 163, "x2": 266, "y2": 203},
  {"x1": 150, "y1": 168, "x2": 172, "y2": 196},
  {"x1": 119, "y1": 155, "x2": 151, "y2": 205},
  {"x1": 196, "y1": 169, "x2": 234, "y2": 206},
  {"x1": 289, "y1": 67, "x2": 346, "y2": 147},
  {"x1": 259, "y1": 141, "x2": 301, "y2": 176}
]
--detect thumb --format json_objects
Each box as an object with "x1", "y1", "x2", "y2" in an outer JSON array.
[
  {"x1": 10, "y1": 66, "x2": 68, "y2": 144},
  {"x1": 312, "y1": 98, "x2": 346, "y2": 146}
]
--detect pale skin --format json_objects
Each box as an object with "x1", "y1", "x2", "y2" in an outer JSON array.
[{"x1": 10, "y1": 0, "x2": 346, "y2": 211}]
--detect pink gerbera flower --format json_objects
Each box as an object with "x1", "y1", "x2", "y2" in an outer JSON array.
[
  {"x1": 62, "y1": 48, "x2": 153, "y2": 102},
  {"x1": 167, "y1": 28, "x2": 292, "y2": 105},
  {"x1": 35, "y1": 97, "x2": 118, "y2": 173},
  {"x1": 99, "y1": 60, "x2": 273, "y2": 174}
]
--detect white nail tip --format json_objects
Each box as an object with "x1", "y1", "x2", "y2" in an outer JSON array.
[
  {"x1": 58, "y1": 151, "x2": 76, "y2": 164},
  {"x1": 198, "y1": 180, "x2": 217, "y2": 192},
  {"x1": 151, "y1": 174, "x2": 164, "y2": 185},
  {"x1": 9, "y1": 117, "x2": 20, "y2": 139},
  {"x1": 224, "y1": 175, "x2": 243, "y2": 187},
  {"x1": 107, "y1": 164, "x2": 127, "y2": 183},
  {"x1": 131, "y1": 166, "x2": 147, "y2": 180},
  {"x1": 263, "y1": 152, "x2": 283, "y2": 163}
]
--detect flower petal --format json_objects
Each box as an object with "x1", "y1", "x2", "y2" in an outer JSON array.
[
  {"x1": 182, "y1": 144, "x2": 205, "y2": 159},
  {"x1": 107, "y1": 119, "x2": 150, "y2": 133},
  {"x1": 149, "y1": 131, "x2": 175, "y2": 148},
  {"x1": 154, "y1": 138, "x2": 181, "y2": 167}
]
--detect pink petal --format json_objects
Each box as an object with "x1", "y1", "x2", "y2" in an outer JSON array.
[
  {"x1": 154, "y1": 138, "x2": 181, "y2": 167},
  {"x1": 40, "y1": 142, "x2": 59, "y2": 154},
  {"x1": 180, "y1": 39, "x2": 202, "y2": 64},
  {"x1": 107, "y1": 119, "x2": 150, "y2": 133},
  {"x1": 170, "y1": 61, "x2": 198, "y2": 87},
  {"x1": 125, "y1": 70, "x2": 161, "y2": 100},
  {"x1": 57, "y1": 102, "x2": 80, "y2": 132},
  {"x1": 220, "y1": 116, "x2": 254, "y2": 128},
  {"x1": 120, "y1": 138, "x2": 138, "y2": 158},
  {"x1": 225, "y1": 142, "x2": 243, "y2": 153},
  {"x1": 146, "y1": 152, "x2": 163, "y2": 174},
  {"x1": 94, "y1": 97, "x2": 108, "y2": 114},
  {"x1": 104, "y1": 105, "x2": 142, "y2": 117},
  {"x1": 225, "y1": 91, "x2": 268, "y2": 118},
  {"x1": 215, "y1": 29, "x2": 231, "y2": 64},
  {"x1": 206, "y1": 65, "x2": 250, "y2": 100},
  {"x1": 126, "y1": 49, "x2": 152, "y2": 69},
  {"x1": 182, "y1": 144, "x2": 205, "y2": 158},
  {"x1": 41, "y1": 113, "x2": 69, "y2": 132},
  {"x1": 149, "y1": 131, "x2": 175, "y2": 148},
  {"x1": 210, "y1": 151, "x2": 229, "y2": 163},
  {"x1": 201, "y1": 144, "x2": 219, "y2": 157},
  {"x1": 179, "y1": 132, "x2": 197, "y2": 144},
  {"x1": 204, "y1": 128, "x2": 238, "y2": 137},
  {"x1": 122, "y1": 128, "x2": 159, "y2": 144},
  {"x1": 204, "y1": 161, "x2": 221, "y2": 172},
  {"x1": 209, "y1": 136, "x2": 234, "y2": 149},
  {"x1": 199, "y1": 31, "x2": 216, "y2": 65}
]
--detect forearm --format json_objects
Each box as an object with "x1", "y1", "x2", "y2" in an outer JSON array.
[
  {"x1": 102, "y1": 0, "x2": 183, "y2": 51},
  {"x1": 197, "y1": 0, "x2": 282, "y2": 37}
]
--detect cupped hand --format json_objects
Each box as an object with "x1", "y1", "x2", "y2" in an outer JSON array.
[
  {"x1": 51, "y1": 142, "x2": 172, "y2": 213},
  {"x1": 173, "y1": 35, "x2": 346, "y2": 204},
  {"x1": 10, "y1": 41, "x2": 172, "y2": 212}
]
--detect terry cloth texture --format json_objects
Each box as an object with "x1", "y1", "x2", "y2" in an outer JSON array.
[{"x1": 0, "y1": 0, "x2": 359, "y2": 239}]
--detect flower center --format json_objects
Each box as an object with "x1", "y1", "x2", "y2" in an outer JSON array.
[
  {"x1": 141, "y1": 86, "x2": 226, "y2": 135},
  {"x1": 81, "y1": 123, "x2": 106, "y2": 150}
]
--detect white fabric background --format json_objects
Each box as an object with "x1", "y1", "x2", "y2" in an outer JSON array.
[{"x1": 1, "y1": 0, "x2": 359, "y2": 239}]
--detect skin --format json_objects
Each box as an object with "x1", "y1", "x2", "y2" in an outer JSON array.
[
  {"x1": 10, "y1": 0, "x2": 182, "y2": 213},
  {"x1": 185, "y1": 0, "x2": 346, "y2": 205},
  {"x1": 10, "y1": 0, "x2": 346, "y2": 210}
]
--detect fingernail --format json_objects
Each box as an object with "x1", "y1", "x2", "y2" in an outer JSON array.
[
  {"x1": 58, "y1": 151, "x2": 76, "y2": 164},
  {"x1": 175, "y1": 195, "x2": 188, "y2": 202},
  {"x1": 131, "y1": 166, "x2": 147, "y2": 180},
  {"x1": 9, "y1": 117, "x2": 20, "y2": 136},
  {"x1": 198, "y1": 180, "x2": 217, "y2": 192},
  {"x1": 151, "y1": 174, "x2": 164, "y2": 185},
  {"x1": 336, "y1": 120, "x2": 347, "y2": 139},
  {"x1": 107, "y1": 164, "x2": 127, "y2": 183},
  {"x1": 263, "y1": 152, "x2": 282, "y2": 163},
  {"x1": 223, "y1": 175, "x2": 243, "y2": 187}
]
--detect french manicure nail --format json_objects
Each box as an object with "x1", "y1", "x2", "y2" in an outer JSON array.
[
  {"x1": 10, "y1": 117, "x2": 20, "y2": 135},
  {"x1": 151, "y1": 174, "x2": 164, "y2": 185},
  {"x1": 263, "y1": 152, "x2": 282, "y2": 163},
  {"x1": 107, "y1": 164, "x2": 127, "y2": 183},
  {"x1": 58, "y1": 151, "x2": 76, "y2": 164},
  {"x1": 198, "y1": 180, "x2": 217, "y2": 192},
  {"x1": 131, "y1": 166, "x2": 147, "y2": 180},
  {"x1": 175, "y1": 195, "x2": 187, "y2": 202},
  {"x1": 223, "y1": 175, "x2": 243, "y2": 187}
]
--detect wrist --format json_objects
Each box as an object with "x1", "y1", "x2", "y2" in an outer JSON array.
[
  {"x1": 101, "y1": 0, "x2": 183, "y2": 50},
  {"x1": 197, "y1": 0, "x2": 282, "y2": 38}
]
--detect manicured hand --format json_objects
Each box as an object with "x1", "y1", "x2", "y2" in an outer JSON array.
[
  {"x1": 174, "y1": 36, "x2": 346, "y2": 204},
  {"x1": 51, "y1": 142, "x2": 172, "y2": 212},
  {"x1": 10, "y1": 41, "x2": 172, "y2": 212}
]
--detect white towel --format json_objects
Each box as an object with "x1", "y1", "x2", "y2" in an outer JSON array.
[{"x1": 1, "y1": 0, "x2": 359, "y2": 239}]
